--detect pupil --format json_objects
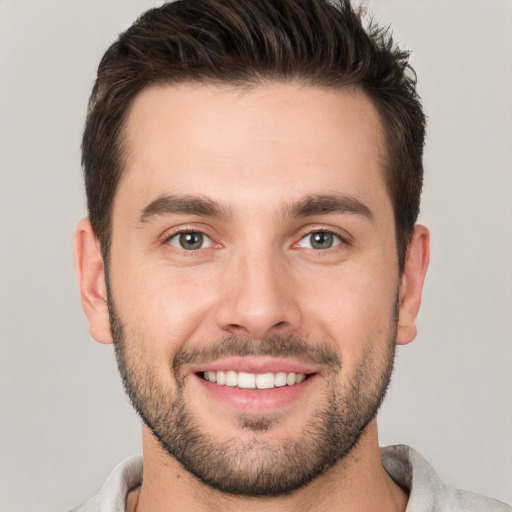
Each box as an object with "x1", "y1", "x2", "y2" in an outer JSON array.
[
  {"x1": 180, "y1": 232, "x2": 203, "y2": 250},
  {"x1": 311, "y1": 232, "x2": 333, "y2": 249}
]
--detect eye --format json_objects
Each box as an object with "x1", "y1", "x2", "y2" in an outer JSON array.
[
  {"x1": 297, "y1": 231, "x2": 342, "y2": 250},
  {"x1": 168, "y1": 232, "x2": 212, "y2": 251}
]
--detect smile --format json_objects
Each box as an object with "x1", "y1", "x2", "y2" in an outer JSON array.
[{"x1": 202, "y1": 370, "x2": 307, "y2": 389}]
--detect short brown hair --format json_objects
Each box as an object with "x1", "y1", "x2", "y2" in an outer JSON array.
[{"x1": 82, "y1": 0, "x2": 425, "y2": 271}]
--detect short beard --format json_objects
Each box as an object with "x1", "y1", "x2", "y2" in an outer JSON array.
[{"x1": 109, "y1": 298, "x2": 397, "y2": 497}]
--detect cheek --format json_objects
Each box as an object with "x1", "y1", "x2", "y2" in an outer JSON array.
[
  {"x1": 111, "y1": 260, "x2": 220, "y2": 347},
  {"x1": 298, "y1": 260, "x2": 398, "y2": 358}
]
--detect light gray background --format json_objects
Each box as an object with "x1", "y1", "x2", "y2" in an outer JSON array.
[{"x1": 0, "y1": 1, "x2": 510, "y2": 511}]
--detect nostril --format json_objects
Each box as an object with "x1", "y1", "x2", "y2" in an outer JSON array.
[
  {"x1": 272, "y1": 321, "x2": 294, "y2": 333},
  {"x1": 226, "y1": 324, "x2": 250, "y2": 335}
]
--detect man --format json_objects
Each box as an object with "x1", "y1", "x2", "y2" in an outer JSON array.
[{"x1": 72, "y1": 0, "x2": 510, "y2": 510}]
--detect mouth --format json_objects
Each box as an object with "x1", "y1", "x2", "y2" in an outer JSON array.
[
  {"x1": 189, "y1": 358, "x2": 320, "y2": 413},
  {"x1": 199, "y1": 370, "x2": 308, "y2": 389}
]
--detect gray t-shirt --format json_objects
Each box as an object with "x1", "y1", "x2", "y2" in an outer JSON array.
[{"x1": 71, "y1": 445, "x2": 511, "y2": 511}]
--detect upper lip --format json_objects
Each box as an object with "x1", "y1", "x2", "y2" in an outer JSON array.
[{"x1": 187, "y1": 356, "x2": 321, "y2": 376}]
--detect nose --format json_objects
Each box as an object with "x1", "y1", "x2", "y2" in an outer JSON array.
[{"x1": 214, "y1": 247, "x2": 302, "y2": 339}]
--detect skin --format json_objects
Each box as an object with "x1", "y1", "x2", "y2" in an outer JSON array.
[{"x1": 74, "y1": 82, "x2": 429, "y2": 512}]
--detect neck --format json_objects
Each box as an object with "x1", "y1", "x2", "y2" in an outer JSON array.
[{"x1": 129, "y1": 421, "x2": 408, "y2": 512}]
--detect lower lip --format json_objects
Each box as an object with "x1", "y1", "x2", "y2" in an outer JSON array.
[{"x1": 194, "y1": 374, "x2": 319, "y2": 413}]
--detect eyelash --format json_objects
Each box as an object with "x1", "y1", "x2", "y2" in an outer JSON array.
[
  {"x1": 294, "y1": 229, "x2": 347, "y2": 251},
  {"x1": 163, "y1": 229, "x2": 215, "y2": 252},
  {"x1": 162, "y1": 227, "x2": 349, "y2": 253}
]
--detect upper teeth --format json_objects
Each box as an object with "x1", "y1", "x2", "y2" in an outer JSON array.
[{"x1": 203, "y1": 371, "x2": 306, "y2": 389}]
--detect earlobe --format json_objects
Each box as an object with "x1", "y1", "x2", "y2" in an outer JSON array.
[
  {"x1": 396, "y1": 225, "x2": 430, "y2": 345},
  {"x1": 73, "y1": 219, "x2": 113, "y2": 344}
]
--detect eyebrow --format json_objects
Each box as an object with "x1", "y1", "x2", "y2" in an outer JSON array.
[
  {"x1": 138, "y1": 194, "x2": 232, "y2": 223},
  {"x1": 286, "y1": 194, "x2": 374, "y2": 221},
  {"x1": 138, "y1": 192, "x2": 374, "y2": 224}
]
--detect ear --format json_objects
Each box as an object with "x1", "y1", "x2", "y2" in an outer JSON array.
[
  {"x1": 73, "y1": 218, "x2": 113, "y2": 344},
  {"x1": 396, "y1": 225, "x2": 430, "y2": 345}
]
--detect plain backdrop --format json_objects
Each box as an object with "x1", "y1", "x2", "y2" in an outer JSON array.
[{"x1": 0, "y1": 1, "x2": 511, "y2": 510}]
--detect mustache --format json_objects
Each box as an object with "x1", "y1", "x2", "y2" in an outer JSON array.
[{"x1": 172, "y1": 334, "x2": 341, "y2": 375}]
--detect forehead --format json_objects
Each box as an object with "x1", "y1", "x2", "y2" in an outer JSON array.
[{"x1": 118, "y1": 82, "x2": 390, "y2": 217}]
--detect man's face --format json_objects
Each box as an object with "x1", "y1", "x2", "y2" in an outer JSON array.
[{"x1": 107, "y1": 82, "x2": 401, "y2": 495}]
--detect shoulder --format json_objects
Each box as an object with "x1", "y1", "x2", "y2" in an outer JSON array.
[
  {"x1": 68, "y1": 495, "x2": 101, "y2": 512},
  {"x1": 68, "y1": 455, "x2": 143, "y2": 512},
  {"x1": 381, "y1": 445, "x2": 511, "y2": 512}
]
